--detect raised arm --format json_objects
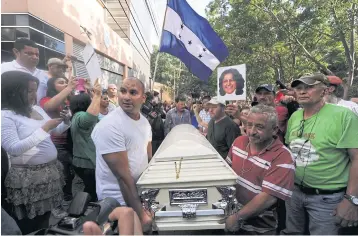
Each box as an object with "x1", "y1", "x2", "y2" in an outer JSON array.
[{"x1": 41, "y1": 76, "x2": 77, "y2": 112}]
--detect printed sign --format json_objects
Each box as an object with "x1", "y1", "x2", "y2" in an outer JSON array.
[
  {"x1": 82, "y1": 43, "x2": 102, "y2": 86},
  {"x1": 217, "y1": 64, "x2": 246, "y2": 101}
]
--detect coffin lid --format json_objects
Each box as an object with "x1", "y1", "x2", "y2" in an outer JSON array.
[
  {"x1": 137, "y1": 124, "x2": 238, "y2": 187},
  {"x1": 153, "y1": 124, "x2": 218, "y2": 161}
]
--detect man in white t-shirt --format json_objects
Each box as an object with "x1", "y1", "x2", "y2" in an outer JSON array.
[
  {"x1": 1, "y1": 38, "x2": 48, "y2": 104},
  {"x1": 91, "y1": 77, "x2": 153, "y2": 232},
  {"x1": 325, "y1": 76, "x2": 358, "y2": 116}
]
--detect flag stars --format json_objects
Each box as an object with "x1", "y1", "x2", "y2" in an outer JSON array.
[
  {"x1": 178, "y1": 34, "x2": 182, "y2": 39},
  {"x1": 203, "y1": 48, "x2": 207, "y2": 52},
  {"x1": 180, "y1": 23, "x2": 184, "y2": 30},
  {"x1": 188, "y1": 40, "x2": 192, "y2": 45},
  {"x1": 198, "y1": 54, "x2": 203, "y2": 58}
]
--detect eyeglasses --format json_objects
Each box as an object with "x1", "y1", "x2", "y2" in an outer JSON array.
[
  {"x1": 102, "y1": 97, "x2": 109, "y2": 101},
  {"x1": 298, "y1": 120, "x2": 305, "y2": 138}
]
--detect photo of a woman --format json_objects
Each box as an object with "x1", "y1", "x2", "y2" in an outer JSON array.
[{"x1": 217, "y1": 65, "x2": 246, "y2": 101}]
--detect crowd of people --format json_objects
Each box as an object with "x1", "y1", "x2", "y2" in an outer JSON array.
[{"x1": 1, "y1": 37, "x2": 358, "y2": 235}]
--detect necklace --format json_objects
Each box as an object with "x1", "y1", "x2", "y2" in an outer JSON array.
[
  {"x1": 240, "y1": 139, "x2": 275, "y2": 177},
  {"x1": 175, "y1": 157, "x2": 183, "y2": 179}
]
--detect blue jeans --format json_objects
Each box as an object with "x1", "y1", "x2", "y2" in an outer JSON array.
[{"x1": 282, "y1": 185, "x2": 344, "y2": 235}]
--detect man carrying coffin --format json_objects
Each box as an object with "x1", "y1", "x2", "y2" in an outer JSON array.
[{"x1": 225, "y1": 105, "x2": 295, "y2": 234}]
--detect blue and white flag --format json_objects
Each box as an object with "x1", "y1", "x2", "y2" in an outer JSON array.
[{"x1": 159, "y1": 0, "x2": 229, "y2": 81}]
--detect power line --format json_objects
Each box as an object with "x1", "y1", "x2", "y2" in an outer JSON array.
[
  {"x1": 103, "y1": 4, "x2": 150, "y2": 65},
  {"x1": 117, "y1": 0, "x2": 151, "y2": 56},
  {"x1": 125, "y1": 0, "x2": 159, "y2": 38},
  {"x1": 144, "y1": 0, "x2": 160, "y2": 37},
  {"x1": 124, "y1": 0, "x2": 146, "y2": 37}
]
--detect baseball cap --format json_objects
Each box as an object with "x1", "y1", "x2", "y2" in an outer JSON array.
[
  {"x1": 291, "y1": 73, "x2": 329, "y2": 88},
  {"x1": 47, "y1": 58, "x2": 67, "y2": 67},
  {"x1": 207, "y1": 96, "x2": 225, "y2": 106},
  {"x1": 326, "y1": 76, "x2": 342, "y2": 85},
  {"x1": 255, "y1": 84, "x2": 275, "y2": 93}
]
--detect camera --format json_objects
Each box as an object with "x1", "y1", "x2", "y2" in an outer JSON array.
[
  {"x1": 276, "y1": 80, "x2": 287, "y2": 90},
  {"x1": 31, "y1": 192, "x2": 120, "y2": 235}
]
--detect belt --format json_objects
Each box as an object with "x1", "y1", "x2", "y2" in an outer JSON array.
[{"x1": 295, "y1": 183, "x2": 346, "y2": 195}]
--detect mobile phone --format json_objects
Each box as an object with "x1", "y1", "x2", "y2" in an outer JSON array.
[{"x1": 76, "y1": 78, "x2": 86, "y2": 92}]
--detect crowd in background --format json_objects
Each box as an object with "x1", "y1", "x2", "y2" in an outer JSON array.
[{"x1": 1, "y1": 37, "x2": 358, "y2": 235}]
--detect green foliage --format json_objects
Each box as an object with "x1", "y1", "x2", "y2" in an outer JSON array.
[
  {"x1": 151, "y1": 0, "x2": 358, "y2": 99},
  {"x1": 205, "y1": 0, "x2": 358, "y2": 98}
]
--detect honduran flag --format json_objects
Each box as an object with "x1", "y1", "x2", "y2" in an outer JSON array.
[{"x1": 159, "y1": 0, "x2": 229, "y2": 81}]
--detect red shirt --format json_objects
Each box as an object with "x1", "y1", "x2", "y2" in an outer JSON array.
[
  {"x1": 40, "y1": 97, "x2": 69, "y2": 145},
  {"x1": 228, "y1": 136, "x2": 295, "y2": 233}
]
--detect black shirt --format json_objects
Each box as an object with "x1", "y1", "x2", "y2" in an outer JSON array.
[{"x1": 207, "y1": 116, "x2": 240, "y2": 158}]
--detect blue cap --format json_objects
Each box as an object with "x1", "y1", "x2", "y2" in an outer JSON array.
[{"x1": 255, "y1": 84, "x2": 275, "y2": 93}]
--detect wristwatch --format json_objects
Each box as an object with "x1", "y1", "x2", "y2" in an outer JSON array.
[{"x1": 344, "y1": 194, "x2": 358, "y2": 206}]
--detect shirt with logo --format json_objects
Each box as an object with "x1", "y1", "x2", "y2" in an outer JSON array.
[{"x1": 285, "y1": 103, "x2": 358, "y2": 190}]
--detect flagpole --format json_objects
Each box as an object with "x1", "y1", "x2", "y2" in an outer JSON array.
[{"x1": 152, "y1": 0, "x2": 168, "y2": 91}]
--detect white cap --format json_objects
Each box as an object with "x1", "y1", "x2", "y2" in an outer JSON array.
[{"x1": 207, "y1": 96, "x2": 225, "y2": 106}]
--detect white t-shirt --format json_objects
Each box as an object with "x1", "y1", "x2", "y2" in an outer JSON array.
[
  {"x1": 91, "y1": 106, "x2": 152, "y2": 205},
  {"x1": 1, "y1": 106, "x2": 70, "y2": 165},
  {"x1": 1, "y1": 60, "x2": 48, "y2": 104},
  {"x1": 337, "y1": 99, "x2": 358, "y2": 116}
]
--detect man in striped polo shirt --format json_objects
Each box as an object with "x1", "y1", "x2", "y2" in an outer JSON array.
[{"x1": 225, "y1": 104, "x2": 295, "y2": 234}]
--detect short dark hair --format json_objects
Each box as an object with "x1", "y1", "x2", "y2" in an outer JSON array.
[
  {"x1": 175, "y1": 96, "x2": 186, "y2": 103},
  {"x1": 69, "y1": 93, "x2": 92, "y2": 116},
  {"x1": 334, "y1": 84, "x2": 345, "y2": 98},
  {"x1": 1, "y1": 71, "x2": 39, "y2": 117},
  {"x1": 125, "y1": 77, "x2": 145, "y2": 94},
  {"x1": 14, "y1": 38, "x2": 38, "y2": 51},
  {"x1": 219, "y1": 68, "x2": 245, "y2": 96}
]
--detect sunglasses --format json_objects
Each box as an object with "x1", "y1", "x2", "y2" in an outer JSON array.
[{"x1": 298, "y1": 120, "x2": 305, "y2": 138}]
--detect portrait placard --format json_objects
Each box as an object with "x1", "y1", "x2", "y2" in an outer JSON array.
[{"x1": 217, "y1": 64, "x2": 246, "y2": 101}]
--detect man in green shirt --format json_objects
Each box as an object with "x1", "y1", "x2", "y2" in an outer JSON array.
[{"x1": 282, "y1": 74, "x2": 358, "y2": 234}]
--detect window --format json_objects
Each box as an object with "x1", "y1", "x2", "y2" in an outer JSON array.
[
  {"x1": 1, "y1": 42, "x2": 15, "y2": 63},
  {"x1": 37, "y1": 46, "x2": 46, "y2": 70},
  {"x1": 44, "y1": 36, "x2": 65, "y2": 53},
  {"x1": 43, "y1": 24, "x2": 64, "y2": 41},
  {"x1": 15, "y1": 27, "x2": 30, "y2": 39},
  {"x1": 29, "y1": 16, "x2": 44, "y2": 32},
  {"x1": 1, "y1": 28, "x2": 15, "y2": 41},
  {"x1": 1, "y1": 14, "x2": 15, "y2": 26},
  {"x1": 16, "y1": 15, "x2": 29, "y2": 26},
  {"x1": 29, "y1": 29, "x2": 44, "y2": 45}
]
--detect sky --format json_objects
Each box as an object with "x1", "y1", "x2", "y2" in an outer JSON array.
[{"x1": 152, "y1": 0, "x2": 213, "y2": 45}]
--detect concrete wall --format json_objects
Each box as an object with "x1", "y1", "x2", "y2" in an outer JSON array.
[{"x1": 1, "y1": 0, "x2": 133, "y2": 68}]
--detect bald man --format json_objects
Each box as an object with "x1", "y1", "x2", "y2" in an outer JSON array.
[
  {"x1": 107, "y1": 84, "x2": 119, "y2": 106},
  {"x1": 91, "y1": 77, "x2": 153, "y2": 232}
]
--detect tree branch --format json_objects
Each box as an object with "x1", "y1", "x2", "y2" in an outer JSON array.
[
  {"x1": 331, "y1": 6, "x2": 353, "y2": 67},
  {"x1": 250, "y1": 3, "x2": 333, "y2": 75}
]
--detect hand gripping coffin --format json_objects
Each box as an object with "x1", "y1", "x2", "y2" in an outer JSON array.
[{"x1": 137, "y1": 124, "x2": 239, "y2": 231}]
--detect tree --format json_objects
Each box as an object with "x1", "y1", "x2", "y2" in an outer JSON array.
[{"x1": 206, "y1": 0, "x2": 358, "y2": 99}]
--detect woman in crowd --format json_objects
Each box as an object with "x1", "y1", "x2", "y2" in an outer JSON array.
[
  {"x1": 1, "y1": 71, "x2": 70, "y2": 234},
  {"x1": 98, "y1": 90, "x2": 116, "y2": 121},
  {"x1": 69, "y1": 79, "x2": 102, "y2": 201},
  {"x1": 40, "y1": 76, "x2": 77, "y2": 201}
]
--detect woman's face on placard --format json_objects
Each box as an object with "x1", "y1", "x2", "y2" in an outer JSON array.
[{"x1": 222, "y1": 73, "x2": 236, "y2": 95}]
